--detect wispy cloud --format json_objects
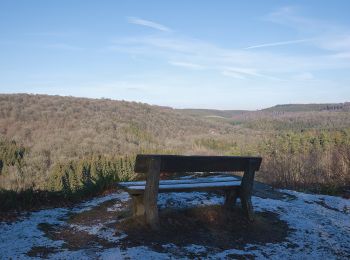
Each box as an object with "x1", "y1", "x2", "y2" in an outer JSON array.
[
  {"x1": 245, "y1": 39, "x2": 311, "y2": 49},
  {"x1": 223, "y1": 67, "x2": 281, "y2": 80},
  {"x1": 265, "y1": 6, "x2": 350, "y2": 54},
  {"x1": 106, "y1": 7, "x2": 350, "y2": 86},
  {"x1": 108, "y1": 33, "x2": 348, "y2": 81},
  {"x1": 221, "y1": 70, "x2": 246, "y2": 79},
  {"x1": 127, "y1": 17, "x2": 171, "y2": 32},
  {"x1": 169, "y1": 61, "x2": 205, "y2": 70}
]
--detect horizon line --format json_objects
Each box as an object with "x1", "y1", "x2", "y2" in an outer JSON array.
[{"x1": 0, "y1": 92, "x2": 348, "y2": 112}]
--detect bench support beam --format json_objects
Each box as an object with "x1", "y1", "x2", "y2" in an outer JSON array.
[
  {"x1": 224, "y1": 189, "x2": 239, "y2": 209},
  {"x1": 131, "y1": 195, "x2": 145, "y2": 216},
  {"x1": 143, "y1": 157, "x2": 161, "y2": 229},
  {"x1": 240, "y1": 160, "x2": 255, "y2": 221}
]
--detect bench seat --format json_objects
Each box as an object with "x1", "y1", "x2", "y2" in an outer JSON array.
[{"x1": 118, "y1": 176, "x2": 241, "y2": 195}]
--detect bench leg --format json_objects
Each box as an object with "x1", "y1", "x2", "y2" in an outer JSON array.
[
  {"x1": 240, "y1": 160, "x2": 255, "y2": 221},
  {"x1": 144, "y1": 157, "x2": 161, "y2": 229},
  {"x1": 224, "y1": 189, "x2": 238, "y2": 209},
  {"x1": 131, "y1": 195, "x2": 145, "y2": 216},
  {"x1": 240, "y1": 195, "x2": 254, "y2": 221}
]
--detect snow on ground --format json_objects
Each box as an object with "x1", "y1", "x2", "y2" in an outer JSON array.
[
  {"x1": 0, "y1": 191, "x2": 129, "y2": 259},
  {"x1": 212, "y1": 191, "x2": 350, "y2": 259},
  {"x1": 74, "y1": 192, "x2": 129, "y2": 213},
  {"x1": 0, "y1": 206, "x2": 67, "y2": 258},
  {"x1": 0, "y1": 186, "x2": 349, "y2": 259}
]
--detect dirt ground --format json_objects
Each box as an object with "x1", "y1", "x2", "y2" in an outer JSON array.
[
  {"x1": 29, "y1": 188, "x2": 292, "y2": 258},
  {"x1": 116, "y1": 205, "x2": 292, "y2": 254}
]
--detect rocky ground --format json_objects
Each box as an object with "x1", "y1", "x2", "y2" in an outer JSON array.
[{"x1": 0, "y1": 178, "x2": 349, "y2": 259}]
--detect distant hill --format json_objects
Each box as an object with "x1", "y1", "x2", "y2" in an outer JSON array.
[
  {"x1": 178, "y1": 102, "x2": 350, "y2": 120},
  {"x1": 0, "y1": 95, "x2": 349, "y2": 149},
  {"x1": 262, "y1": 103, "x2": 350, "y2": 112},
  {"x1": 0, "y1": 94, "x2": 237, "y2": 156},
  {"x1": 178, "y1": 109, "x2": 248, "y2": 119}
]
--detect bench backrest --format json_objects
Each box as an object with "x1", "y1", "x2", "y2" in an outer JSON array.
[{"x1": 134, "y1": 154, "x2": 262, "y2": 173}]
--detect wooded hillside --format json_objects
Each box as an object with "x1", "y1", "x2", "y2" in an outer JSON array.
[{"x1": 0, "y1": 94, "x2": 349, "y2": 210}]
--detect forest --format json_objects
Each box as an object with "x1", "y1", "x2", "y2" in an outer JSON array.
[{"x1": 0, "y1": 94, "x2": 349, "y2": 211}]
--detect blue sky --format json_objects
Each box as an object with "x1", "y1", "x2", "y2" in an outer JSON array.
[{"x1": 0, "y1": 0, "x2": 350, "y2": 109}]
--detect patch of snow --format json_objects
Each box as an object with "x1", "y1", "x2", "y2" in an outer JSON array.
[
  {"x1": 0, "y1": 207, "x2": 67, "y2": 258},
  {"x1": 72, "y1": 191, "x2": 129, "y2": 213},
  {"x1": 286, "y1": 190, "x2": 350, "y2": 214},
  {"x1": 159, "y1": 243, "x2": 207, "y2": 258},
  {"x1": 50, "y1": 248, "x2": 99, "y2": 260},
  {"x1": 106, "y1": 202, "x2": 124, "y2": 212},
  {"x1": 70, "y1": 221, "x2": 125, "y2": 243},
  {"x1": 0, "y1": 191, "x2": 129, "y2": 258},
  {"x1": 209, "y1": 189, "x2": 350, "y2": 259},
  {"x1": 99, "y1": 246, "x2": 171, "y2": 260},
  {"x1": 183, "y1": 244, "x2": 207, "y2": 254},
  {"x1": 213, "y1": 248, "x2": 255, "y2": 259}
]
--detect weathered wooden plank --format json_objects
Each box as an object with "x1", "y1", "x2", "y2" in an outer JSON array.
[
  {"x1": 224, "y1": 189, "x2": 239, "y2": 209},
  {"x1": 124, "y1": 180, "x2": 241, "y2": 194},
  {"x1": 131, "y1": 195, "x2": 145, "y2": 216},
  {"x1": 143, "y1": 157, "x2": 161, "y2": 229},
  {"x1": 135, "y1": 155, "x2": 262, "y2": 173},
  {"x1": 241, "y1": 197, "x2": 254, "y2": 221},
  {"x1": 240, "y1": 160, "x2": 255, "y2": 221},
  {"x1": 118, "y1": 175, "x2": 239, "y2": 187}
]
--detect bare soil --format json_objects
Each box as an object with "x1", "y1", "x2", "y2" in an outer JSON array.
[{"x1": 116, "y1": 205, "x2": 292, "y2": 254}]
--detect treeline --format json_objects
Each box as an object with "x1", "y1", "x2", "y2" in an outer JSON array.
[
  {"x1": 0, "y1": 139, "x2": 136, "y2": 196},
  {"x1": 231, "y1": 111, "x2": 350, "y2": 131},
  {"x1": 0, "y1": 139, "x2": 26, "y2": 176},
  {"x1": 259, "y1": 129, "x2": 350, "y2": 193},
  {"x1": 48, "y1": 155, "x2": 136, "y2": 196},
  {"x1": 0, "y1": 145, "x2": 137, "y2": 210},
  {"x1": 193, "y1": 129, "x2": 350, "y2": 193},
  {"x1": 262, "y1": 103, "x2": 350, "y2": 112}
]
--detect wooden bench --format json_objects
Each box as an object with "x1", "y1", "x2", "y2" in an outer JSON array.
[{"x1": 118, "y1": 154, "x2": 262, "y2": 229}]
